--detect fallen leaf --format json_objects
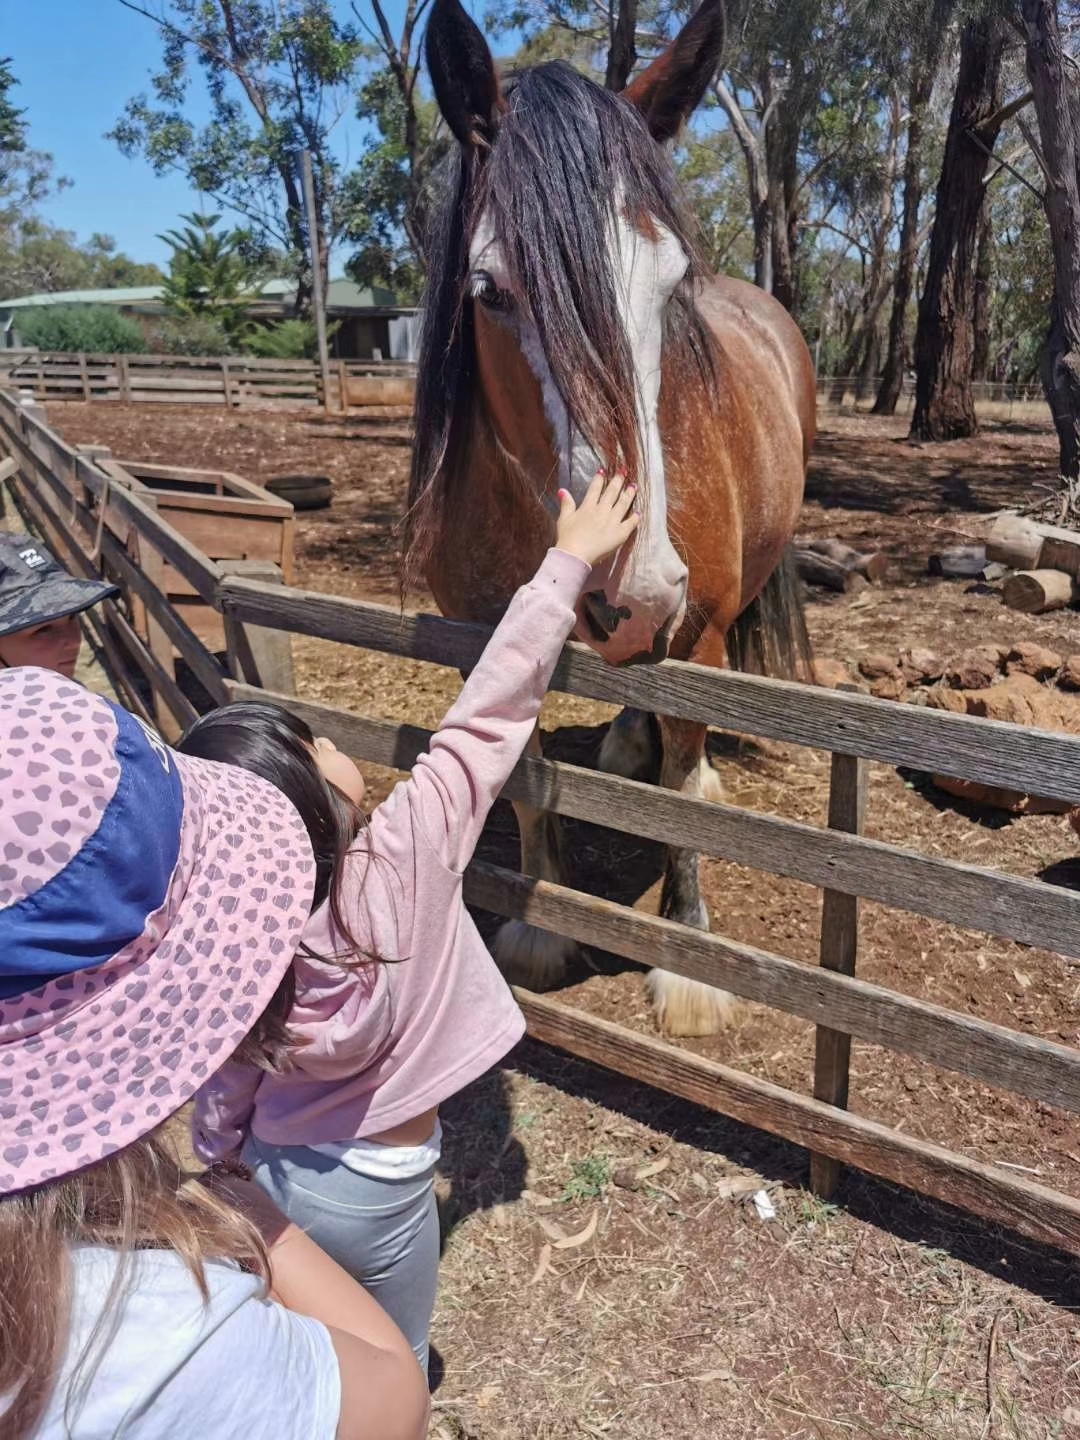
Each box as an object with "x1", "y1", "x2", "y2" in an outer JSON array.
[
  {"x1": 635, "y1": 1156, "x2": 671, "y2": 1181},
  {"x1": 716, "y1": 1175, "x2": 762, "y2": 1200},
  {"x1": 553, "y1": 1209, "x2": 599, "y2": 1250},
  {"x1": 690, "y1": 1172, "x2": 709, "y2": 1192},
  {"x1": 689, "y1": 1368, "x2": 737, "y2": 1384},
  {"x1": 530, "y1": 1242, "x2": 553, "y2": 1285}
]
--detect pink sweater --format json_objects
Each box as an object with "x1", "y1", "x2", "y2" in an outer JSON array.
[{"x1": 193, "y1": 548, "x2": 590, "y2": 1164}]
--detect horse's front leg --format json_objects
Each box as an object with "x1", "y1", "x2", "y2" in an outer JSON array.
[
  {"x1": 648, "y1": 715, "x2": 737, "y2": 1037},
  {"x1": 492, "y1": 725, "x2": 579, "y2": 989}
]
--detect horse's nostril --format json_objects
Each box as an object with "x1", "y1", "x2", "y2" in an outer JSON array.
[{"x1": 582, "y1": 591, "x2": 631, "y2": 642}]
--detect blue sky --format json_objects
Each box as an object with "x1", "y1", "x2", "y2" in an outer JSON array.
[{"x1": 4, "y1": 0, "x2": 458, "y2": 270}]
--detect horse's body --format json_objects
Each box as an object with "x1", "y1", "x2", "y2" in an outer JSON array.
[{"x1": 414, "y1": 0, "x2": 815, "y2": 1035}]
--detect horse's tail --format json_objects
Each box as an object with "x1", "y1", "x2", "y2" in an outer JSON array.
[{"x1": 724, "y1": 546, "x2": 812, "y2": 681}]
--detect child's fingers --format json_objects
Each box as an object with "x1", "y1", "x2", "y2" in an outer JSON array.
[{"x1": 557, "y1": 487, "x2": 576, "y2": 520}]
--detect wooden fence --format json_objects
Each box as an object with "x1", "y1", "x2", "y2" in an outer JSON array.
[
  {"x1": 0, "y1": 349, "x2": 417, "y2": 411},
  {"x1": 4, "y1": 386, "x2": 1080, "y2": 1255}
]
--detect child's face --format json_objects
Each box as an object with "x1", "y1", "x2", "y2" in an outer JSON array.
[
  {"x1": 311, "y1": 736, "x2": 366, "y2": 806},
  {"x1": 0, "y1": 615, "x2": 82, "y2": 677}
]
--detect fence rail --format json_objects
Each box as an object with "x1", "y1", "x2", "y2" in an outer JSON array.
[
  {"x1": 3, "y1": 386, "x2": 1080, "y2": 1254},
  {"x1": 0, "y1": 349, "x2": 416, "y2": 411},
  {"x1": 818, "y1": 374, "x2": 1048, "y2": 410}
]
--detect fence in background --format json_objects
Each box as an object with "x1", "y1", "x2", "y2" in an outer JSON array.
[
  {"x1": 4, "y1": 386, "x2": 1080, "y2": 1256},
  {"x1": 0, "y1": 349, "x2": 416, "y2": 411}
]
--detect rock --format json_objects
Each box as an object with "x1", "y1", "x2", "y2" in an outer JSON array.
[
  {"x1": 924, "y1": 684, "x2": 967, "y2": 713},
  {"x1": 811, "y1": 657, "x2": 857, "y2": 689},
  {"x1": 858, "y1": 652, "x2": 902, "y2": 682},
  {"x1": 966, "y1": 673, "x2": 1046, "y2": 726},
  {"x1": 870, "y1": 675, "x2": 908, "y2": 701},
  {"x1": 944, "y1": 646, "x2": 1002, "y2": 690},
  {"x1": 1060, "y1": 656, "x2": 1080, "y2": 691},
  {"x1": 1006, "y1": 642, "x2": 1062, "y2": 680},
  {"x1": 899, "y1": 647, "x2": 945, "y2": 684}
]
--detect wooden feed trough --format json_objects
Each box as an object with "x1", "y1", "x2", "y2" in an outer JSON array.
[{"x1": 95, "y1": 455, "x2": 295, "y2": 690}]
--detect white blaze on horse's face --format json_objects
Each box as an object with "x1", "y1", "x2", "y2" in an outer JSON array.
[{"x1": 470, "y1": 207, "x2": 690, "y2": 665}]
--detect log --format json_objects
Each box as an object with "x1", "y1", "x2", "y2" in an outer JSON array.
[
  {"x1": 927, "y1": 545, "x2": 988, "y2": 578},
  {"x1": 794, "y1": 536, "x2": 887, "y2": 583},
  {"x1": 794, "y1": 548, "x2": 869, "y2": 593},
  {"x1": 1002, "y1": 568, "x2": 1077, "y2": 614},
  {"x1": 987, "y1": 512, "x2": 1080, "y2": 576}
]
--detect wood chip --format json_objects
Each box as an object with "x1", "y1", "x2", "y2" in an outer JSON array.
[
  {"x1": 552, "y1": 1209, "x2": 599, "y2": 1250},
  {"x1": 529, "y1": 1242, "x2": 553, "y2": 1285},
  {"x1": 690, "y1": 1367, "x2": 737, "y2": 1384},
  {"x1": 635, "y1": 1156, "x2": 671, "y2": 1181},
  {"x1": 521, "y1": 1188, "x2": 555, "y2": 1209},
  {"x1": 716, "y1": 1174, "x2": 762, "y2": 1200},
  {"x1": 1013, "y1": 969, "x2": 1033, "y2": 990}
]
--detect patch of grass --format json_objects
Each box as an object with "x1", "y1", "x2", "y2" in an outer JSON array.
[
  {"x1": 797, "y1": 1194, "x2": 841, "y2": 1226},
  {"x1": 562, "y1": 1153, "x2": 611, "y2": 1202}
]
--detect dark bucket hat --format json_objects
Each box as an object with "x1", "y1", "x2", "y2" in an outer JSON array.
[{"x1": 0, "y1": 533, "x2": 118, "y2": 640}]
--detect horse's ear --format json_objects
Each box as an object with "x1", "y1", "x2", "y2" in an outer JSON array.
[
  {"x1": 622, "y1": 0, "x2": 727, "y2": 143},
  {"x1": 426, "y1": 0, "x2": 503, "y2": 149}
]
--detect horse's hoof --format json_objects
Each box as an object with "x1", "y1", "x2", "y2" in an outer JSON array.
[
  {"x1": 493, "y1": 921, "x2": 577, "y2": 990},
  {"x1": 646, "y1": 968, "x2": 737, "y2": 1037}
]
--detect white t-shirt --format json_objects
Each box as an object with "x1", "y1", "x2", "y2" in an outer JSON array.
[{"x1": 31, "y1": 1246, "x2": 341, "y2": 1439}]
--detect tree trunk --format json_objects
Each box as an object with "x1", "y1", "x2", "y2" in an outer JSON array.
[
  {"x1": 972, "y1": 203, "x2": 993, "y2": 382},
  {"x1": 605, "y1": 0, "x2": 638, "y2": 92},
  {"x1": 910, "y1": 17, "x2": 1008, "y2": 441},
  {"x1": 874, "y1": 103, "x2": 926, "y2": 412},
  {"x1": 1022, "y1": 0, "x2": 1080, "y2": 478}
]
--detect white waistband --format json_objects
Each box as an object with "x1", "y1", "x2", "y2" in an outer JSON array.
[{"x1": 309, "y1": 1120, "x2": 442, "y2": 1181}]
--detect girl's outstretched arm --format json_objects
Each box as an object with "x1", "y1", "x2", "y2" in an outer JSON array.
[{"x1": 387, "y1": 473, "x2": 637, "y2": 874}]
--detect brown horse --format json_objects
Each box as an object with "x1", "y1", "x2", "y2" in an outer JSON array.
[{"x1": 410, "y1": 0, "x2": 816, "y2": 1036}]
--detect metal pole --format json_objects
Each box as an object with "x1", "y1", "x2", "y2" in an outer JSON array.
[{"x1": 300, "y1": 149, "x2": 334, "y2": 414}]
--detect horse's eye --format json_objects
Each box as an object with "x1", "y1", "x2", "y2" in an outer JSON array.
[{"x1": 470, "y1": 270, "x2": 510, "y2": 311}]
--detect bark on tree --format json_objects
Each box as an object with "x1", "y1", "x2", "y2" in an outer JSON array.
[
  {"x1": 875, "y1": 0, "x2": 957, "y2": 415},
  {"x1": 910, "y1": 16, "x2": 1008, "y2": 441},
  {"x1": 972, "y1": 203, "x2": 994, "y2": 382},
  {"x1": 1022, "y1": 0, "x2": 1080, "y2": 477}
]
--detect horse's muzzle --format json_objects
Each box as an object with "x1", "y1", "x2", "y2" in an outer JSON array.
[{"x1": 617, "y1": 628, "x2": 672, "y2": 666}]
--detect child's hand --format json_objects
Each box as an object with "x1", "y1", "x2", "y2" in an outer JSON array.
[{"x1": 555, "y1": 471, "x2": 639, "y2": 568}]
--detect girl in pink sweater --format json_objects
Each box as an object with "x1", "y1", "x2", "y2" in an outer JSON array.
[{"x1": 178, "y1": 473, "x2": 638, "y2": 1373}]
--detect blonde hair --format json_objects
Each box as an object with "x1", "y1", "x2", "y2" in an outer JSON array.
[{"x1": 0, "y1": 1128, "x2": 267, "y2": 1440}]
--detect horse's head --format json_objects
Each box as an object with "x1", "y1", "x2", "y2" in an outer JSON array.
[{"x1": 417, "y1": 0, "x2": 725, "y2": 665}]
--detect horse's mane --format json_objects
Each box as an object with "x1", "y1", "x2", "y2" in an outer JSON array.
[{"x1": 405, "y1": 60, "x2": 718, "y2": 592}]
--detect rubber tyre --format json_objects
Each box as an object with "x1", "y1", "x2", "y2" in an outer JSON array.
[{"x1": 263, "y1": 474, "x2": 333, "y2": 511}]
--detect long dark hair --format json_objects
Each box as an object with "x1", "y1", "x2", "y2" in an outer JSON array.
[
  {"x1": 178, "y1": 702, "x2": 371, "y2": 1072},
  {"x1": 406, "y1": 59, "x2": 718, "y2": 589}
]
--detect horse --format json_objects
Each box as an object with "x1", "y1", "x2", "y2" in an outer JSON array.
[{"x1": 408, "y1": 0, "x2": 816, "y2": 1037}]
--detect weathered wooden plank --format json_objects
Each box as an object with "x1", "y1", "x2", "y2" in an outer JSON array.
[
  {"x1": 515, "y1": 990, "x2": 1080, "y2": 1256},
  {"x1": 105, "y1": 605, "x2": 197, "y2": 737},
  {"x1": 217, "y1": 578, "x2": 1080, "y2": 802},
  {"x1": 222, "y1": 685, "x2": 1080, "y2": 961},
  {"x1": 811, "y1": 754, "x2": 869, "y2": 1198},
  {"x1": 456, "y1": 861, "x2": 1080, "y2": 1116}
]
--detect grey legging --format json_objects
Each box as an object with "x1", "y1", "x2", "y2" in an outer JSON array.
[{"x1": 244, "y1": 1134, "x2": 440, "y2": 1374}]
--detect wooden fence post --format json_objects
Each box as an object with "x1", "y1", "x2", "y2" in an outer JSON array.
[
  {"x1": 220, "y1": 559, "x2": 295, "y2": 694},
  {"x1": 78, "y1": 352, "x2": 90, "y2": 402},
  {"x1": 221, "y1": 358, "x2": 232, "y2": 409},
  {"x1": 118, "y1": 355, "x2": 130, "y2": 403},
  {"x1": 810, "y1": 751, "x2": 869, "y2": 1198}
]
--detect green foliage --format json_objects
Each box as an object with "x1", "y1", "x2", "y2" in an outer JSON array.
[
  {"x1": 144, "y1": 313, "x2": 235, "y2": 356},
  {"x1": 243, "y1": 317, "x2": 337, "y2": 359},
  {"x1": 15, "y1": 304, "x2": 146, "y2": 354},
  {"x1": 110, "y1": 1, "x2": 364, "y2": 308},
  {"x1": 561, "y1": 1154, "x2": 611, "y2": 1202},
  {"x1": 339, "y1": 70, "x2": 446, "y2": 304},
  {"x1": 159, "y1": 212, "x2": 258, "y2": 341}
]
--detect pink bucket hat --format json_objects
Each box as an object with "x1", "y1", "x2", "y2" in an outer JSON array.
[{"x1": 0, "y1": 668, "x2": 316, "y2": 1194}]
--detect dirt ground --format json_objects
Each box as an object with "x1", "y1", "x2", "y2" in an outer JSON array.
[{"x1": 45, "y1": 399, "x2": 1080, "y2": 1438}]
